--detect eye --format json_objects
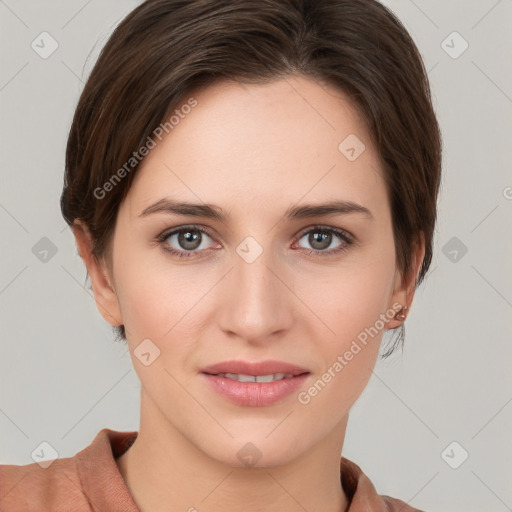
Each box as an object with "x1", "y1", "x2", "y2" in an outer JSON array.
[
  {"x1": 294, "y1": 226, "x2": 354, "y2": 256},
  {"x1": 156, "y1": 226, "x2": 219, "y2": 258},
  {"x1": 156, "y1": 224, "x2": 354, "y2": 260}
]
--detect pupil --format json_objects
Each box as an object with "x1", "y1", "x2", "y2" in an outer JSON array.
[
  {"x1": 179, "y1": 230, "x2": 200, "y2": 250},
  {"x1": 310, "y1": 232, "x2": 330, "y2": 250}
]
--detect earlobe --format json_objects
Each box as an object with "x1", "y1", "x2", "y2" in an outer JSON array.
[
  {"x1": 71, "y1": 221, "x2": 123, "y2": 327},
  {"x1": 386, "y1": 274, "x2": 409, "y2": 330},
  {"x1": 386, "y1": 234, "x2": 426, "y2": 329}
]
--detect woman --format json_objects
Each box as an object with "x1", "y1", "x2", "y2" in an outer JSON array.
[{"x1": 0, "y1": 0, "x2": 441, "y2": 510}]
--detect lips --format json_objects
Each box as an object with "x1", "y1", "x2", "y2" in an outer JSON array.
[{"x1": 200, "y1": 360, "x2": 310, "y2": 407}]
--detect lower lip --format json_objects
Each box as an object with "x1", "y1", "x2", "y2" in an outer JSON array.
[{"x1": 201, "y1": 373, "x2": 310, "y2": 407}]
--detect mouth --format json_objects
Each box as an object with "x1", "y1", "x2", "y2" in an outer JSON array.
[
  {"x1": 206, "y1": 372, "x2": 299, "y2": 383},
  {"x1": 200, "y1": 359, "x2": 309, "y2": 377},
  {"x1": 200, "y1": 360, "x2": 310, "y2": 407}
]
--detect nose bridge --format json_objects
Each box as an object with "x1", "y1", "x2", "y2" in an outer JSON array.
[{"x1": 218, "y1": 237, "x2": 292, "y2": 341}]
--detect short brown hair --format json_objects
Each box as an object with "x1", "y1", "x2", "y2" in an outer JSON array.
[{"x1": 61, "y1": 0, "x2": 442, "y2": 351}]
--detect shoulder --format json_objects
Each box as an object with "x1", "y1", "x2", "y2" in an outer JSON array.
[
  {"x1": 0, "y1": 428, "x2": 138, "y2": 512},
  {"x1": 0, "y1": 456, "x2": 86, "y2": 511},
  {"x1": 340, "y1": 456, "x2": 426, "y2": 511},
  {"x1": 381, "y1": 495, "x2": 427, "y2": 511}
]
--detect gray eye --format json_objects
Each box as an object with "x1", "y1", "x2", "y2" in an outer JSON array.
[
  {"x1": 297, "y1": 229, "x2": 344, "y2": 252},
  {"x1": 166, "y1": 229, "x2": 213, "y2": 252}
]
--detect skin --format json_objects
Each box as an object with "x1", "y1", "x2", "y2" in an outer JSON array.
[{"x1": 73, "y1": 75, "x2": 423, "y2": 512}]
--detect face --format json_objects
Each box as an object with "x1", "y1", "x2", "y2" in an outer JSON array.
[{"x1": 77, "y1": 75, "x2": 417, "y2": 467}]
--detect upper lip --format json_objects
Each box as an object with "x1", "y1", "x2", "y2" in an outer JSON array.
[{"x1": 201, "y1": 360, "x2": 309, "y2": 376}]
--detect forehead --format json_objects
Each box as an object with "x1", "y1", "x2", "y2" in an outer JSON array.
[{"x1": 124, "y1": 76, "x2": 387, "y2": 219}]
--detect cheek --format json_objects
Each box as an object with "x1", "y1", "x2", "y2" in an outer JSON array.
[
  {"x1": 296, "y1": 283, "x2": 392, "y2": 419},
  {"x1": 114, "y1": 249, "x2": 218, "y2": 356},
  {"x1": 302, "y1": 248, "x2": 396, "y2": 397},
  {"x1": 114, "y1": 262, "x2": 210, "y2": 404},
  {"x1": 314, "y1": 253, "x2": 396, "y2": 345},
  {"x1": 117, "y1": 268, "x2": 194, "y2": 336}
]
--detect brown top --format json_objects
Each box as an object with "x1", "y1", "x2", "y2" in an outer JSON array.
[{"x1": 0, "y1": 428, "x2": 424, "y2": 511}]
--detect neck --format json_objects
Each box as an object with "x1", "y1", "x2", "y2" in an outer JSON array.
[{"x1": 116, "y1": 391, "x2": 349, "y2": 512}]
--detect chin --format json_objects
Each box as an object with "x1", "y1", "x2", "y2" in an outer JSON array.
[{"x1": 201, "y1": 431, "x2": 309, "y2": 469}]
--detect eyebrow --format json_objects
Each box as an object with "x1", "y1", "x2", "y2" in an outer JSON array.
[{"x1": 139, "y1": 198, "x2": 373, "y2": 221}]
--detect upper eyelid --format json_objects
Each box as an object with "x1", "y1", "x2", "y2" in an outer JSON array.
[
  {"x1": 159, "y1": 224, "x2": 217, "y2": 241},
  {"x1": 297, "y1": 224, "x2": 352, "y2": 238}
]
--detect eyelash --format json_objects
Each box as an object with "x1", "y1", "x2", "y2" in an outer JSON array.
[{"x1": 155, "y1": 225, "x2": 355, "y2": 259}]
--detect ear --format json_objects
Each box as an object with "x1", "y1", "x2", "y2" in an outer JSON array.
[
  {"x1": 386, "y1": 233, "x2": 425, "y2": 329},
  {"x1": 71, "y1": 220, "x2": 123, "y2": 327}
]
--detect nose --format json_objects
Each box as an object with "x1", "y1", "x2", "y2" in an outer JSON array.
[{"x1": 216, "y1": 244, "x2": 295, "y2": 345}]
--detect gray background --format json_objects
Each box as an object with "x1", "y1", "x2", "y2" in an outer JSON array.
[{"x1": 1, "y1": 1, "x2": 511, "y2": 511}]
